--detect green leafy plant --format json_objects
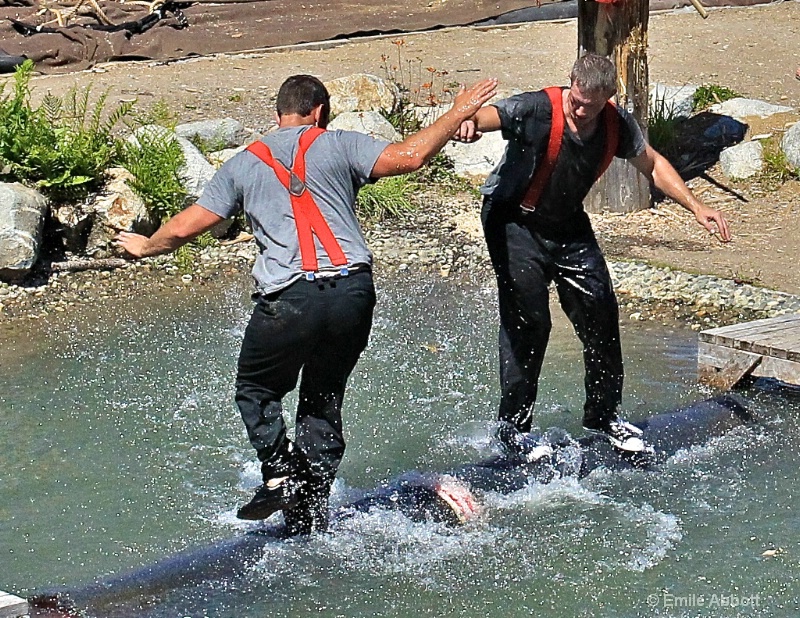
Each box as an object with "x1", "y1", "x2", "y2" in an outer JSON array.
[
  {"x1": 357, "y1": 174, "x2": 418, "y2": 222},
  {"x1": 379, "y1": 39, "x2": 454, "y2": 139},
  {"x1": 411, "y1": 152, "x2": 477, "y2": 196},
  {"x1": 119, "y1": 128, "x2": 187, "y2": 221},
  {"x1": 380, "y1": 96, "x2": 423, "y2": 139},
  {"x1": 693, "y1": 84, "x2": 740, "y2": 111},
  {"x1": 0, "y1": 60, "x2": 134, "y2": 201},
  {"x1": 648, "y1": 93, "x2": 680, "y2": 155},
  {"x1": 187, "y1": 133, "x2": 229, "y2": 156},
  {"x1": 758, "y1": 138, "x2": 799, "y2": 188},
  {"x1": 130, "y1": 98, "x2": 178, "y2": 130}
]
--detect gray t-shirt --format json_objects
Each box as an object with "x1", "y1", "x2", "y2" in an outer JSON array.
[
  {"x1": 198, "y1": 126, "x2": 388, "y2": 293},
  {"x1": 481, "y1": 89, "x2": 647, "y2": 238}
]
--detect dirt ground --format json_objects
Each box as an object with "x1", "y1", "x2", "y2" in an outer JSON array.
[{"x1": 6, "y1": 1, "x2": 800, "y2": 294}]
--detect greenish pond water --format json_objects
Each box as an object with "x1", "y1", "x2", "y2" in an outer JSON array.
[{"x1": 1, "y1": 275, "x2": 798, "y2": 617}]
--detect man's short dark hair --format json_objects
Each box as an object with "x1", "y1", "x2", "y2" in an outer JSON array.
[
  {"x1": 570, "y1": 53, "x2": 617, "y2": 97},
  {"x1": 276, "y1": 75, "x2": 331, "y2": 119}
]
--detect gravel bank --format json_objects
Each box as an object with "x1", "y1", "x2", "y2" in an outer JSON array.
[{"x1": 1, "y1": 192, "x2": 798, "y2": 328}]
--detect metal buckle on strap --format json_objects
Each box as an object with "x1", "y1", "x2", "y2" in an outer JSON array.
[
  {"x1": 304, "y1": 265, "x2": 360, "y2": 281},
  {"x1": 520, "y1": 203, "x2": 536, "y2": 213},
  {"x1": 289, "y1": 172, "x2": 306, "y2": 197}
]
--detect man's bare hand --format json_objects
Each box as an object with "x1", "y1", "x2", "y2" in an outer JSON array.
[
  {"x1": 695, "y1": 205, "x2": 731, "y2": 242},
  {"x1": 450, "y1": 78, "x2": 498, "y2": 121},
  {"x1": 452, "y1": 119, "x2": 483, "y2": 143},
  {"x1": 116, "y1": 231, "x2": 151, "y2": 258}
]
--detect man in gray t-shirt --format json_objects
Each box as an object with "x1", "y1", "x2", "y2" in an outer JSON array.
[
  {"x1": 454, "y1": 54, "x2": 731, "y2": 457},
  {"x1": 117, "y1": 74, "x2": 497, "y2": 534}
]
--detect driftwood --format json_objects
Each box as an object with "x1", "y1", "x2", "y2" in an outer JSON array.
[
  {"x1": 10, "y1": 0, "x2": 189, "y2": 35},
  {"x1": 49, "y1": 258, "x2": 129, "y2": 272}
]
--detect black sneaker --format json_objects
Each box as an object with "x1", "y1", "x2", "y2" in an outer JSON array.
[
  {"x1": 583, "y1": 417, "x2": 651, "y2": 453},
  {"x1": 237, "y1": 473, "x2": 309, "y2": 520},
  {"x1": 237, "y1": 441, "x2": 310, "y2": 521},
  {"x1": 283, "y1": 478, "x2": 331, "y2": 536},
  {"x1": 496, "y1": 423, "x2": 554, "y2": 463}
]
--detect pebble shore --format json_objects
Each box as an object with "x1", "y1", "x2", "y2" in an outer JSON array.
[{"x1": 1, "y1": 196, "x2": 798, "y2": 328}]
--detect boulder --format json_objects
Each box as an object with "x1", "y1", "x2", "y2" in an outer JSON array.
[
  {"x1": 650, "y1": 83, "x2": 698, "y2": 119},
  {"x1": 719, "y1": 140, "x2": 763, "y2": 179},
  {"x1": 328, "y1": 111, "x2": 401, "y2": 142},
  {"x1": 85, "y1": 167, "x2": 160, "y2": 257},
  {"x1": 325, "y1": 74, "x2": 399, "y2": 116},
  {"x1": 780, "y1": 121, "x2": 800, "y2": 170},
  {"x1": 0, "y1": 182, "x2": 49, "y2": 280},
  {"x1": 49, "y1": 202, "x2": 94, "y2": 253},
  {"x1": 128, "y1": 125, "x2": 216, "y2": 206},
  {"x1": 710, "y1": 98, "x2": 793, "y2": 120},
  {"x1": 208, "y1": 144, "x2": 249, "y2": 168},
  {"x1": 443, "y1": 132, "x2": 507, "y2": 178},
  {"x1": 410, "y1": 104, "x2": 507, "y2": 178},
  {"x1": 175, "y1": 118, "x2": 250, "y2": 150}
]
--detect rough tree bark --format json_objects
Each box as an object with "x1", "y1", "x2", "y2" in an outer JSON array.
[{"x1": 578, "y1": 0, "x2": 651, "y2": 213}]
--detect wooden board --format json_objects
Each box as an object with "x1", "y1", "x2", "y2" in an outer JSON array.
[
  {"x1": 0, "y1": 591, "x2": 27, "y2": 618},
  {"x1": 698, "y1": 314, "x2": 800, "y2": 388}
]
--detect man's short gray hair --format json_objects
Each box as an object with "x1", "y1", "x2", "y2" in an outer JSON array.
[{"x1": 570, "y1": 53, "x2": 617, "y2": 97}]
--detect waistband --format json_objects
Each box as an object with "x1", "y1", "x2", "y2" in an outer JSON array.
[{"x1": 303, "y1": 264, "x2": 369, "y2": 281}]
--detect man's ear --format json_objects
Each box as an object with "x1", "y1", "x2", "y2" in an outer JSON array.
[{"x1": 313, "y1": 104, "x2": 330, "y2": 129}]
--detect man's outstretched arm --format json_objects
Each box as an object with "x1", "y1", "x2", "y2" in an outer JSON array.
[
  {"x1": 370, "y1": 78, "x2": 498, "y2": 178},
  {"x1": 451, "y1": 106, "x2": 502, "y2": 143},
  {"x1": 116, "y1": 204, "x2": 225, "y2": 258},
  {"x1": 630, "y1": 144, "x2": 731, "y2": 242}
]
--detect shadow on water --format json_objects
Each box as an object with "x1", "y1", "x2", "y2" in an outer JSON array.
[{"x1": 1, "y1": 273, "x2": 799, "y2": 617}]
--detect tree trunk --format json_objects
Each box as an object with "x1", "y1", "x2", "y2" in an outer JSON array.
[{"x1": 578, "y1": 0, "x2": 651, "y2": 213}]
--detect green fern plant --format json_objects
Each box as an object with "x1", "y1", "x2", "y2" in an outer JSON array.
[
  {"x1": 119, "y1": 129, "x2": 187, "y2": 222},
  {"x1": 0, "y1": 60, "x2": 134, "y2": 201}
]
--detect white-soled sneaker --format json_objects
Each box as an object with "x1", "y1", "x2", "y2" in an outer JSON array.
[
  {"x1": 496, "y1": 424, "x2": 554, "y2": 463},
  {"x1": 584, "y1": 417, "x2": 651, "y2": 453}
]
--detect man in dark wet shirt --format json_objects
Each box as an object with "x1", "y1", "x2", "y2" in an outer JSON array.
[{"x1": 454, "y1": 53, "x2": 731, "y2": 455}]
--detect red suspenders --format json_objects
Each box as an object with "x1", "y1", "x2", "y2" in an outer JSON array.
[
  {"x1": 246, "y1": 127, "x2": 349, "y2": 279},
  {"x1": 520, "y1": 86, "x2": 620, "y2": 212}
]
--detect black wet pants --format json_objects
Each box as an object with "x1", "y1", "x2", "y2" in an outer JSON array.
[
  {"x1": 235, "y1": 270, "x2": 376, "y2": 481},
  {"x1": 482, "y1": 201, "x2": 624, "y2": 433}
]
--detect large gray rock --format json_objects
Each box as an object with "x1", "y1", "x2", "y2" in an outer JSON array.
[
  {"x1": 649, "y1": 83, "x2": 698, "y2": 119},
  {"x1": 443, "y1": 132, "x2": 507, "y2": 178},
  {"x1": 719, "y1": 140, "x2": 763, "y2": 179},
  {"x1": 0, "y1": 182, "x2": 49, "y2": 280},
  {"x1": 208, "y1": 144, "x2": 249, "y2": 168},
  {"x1": 85, "y1": 167, "x2": 160, "y2": 257},
  {"x1": 175, "y1": 118, "x2": 250, "y2": 150},
  {"x1": 328, "y1": 111, "x2": 401, "y2": 142},
  {"x1": 410, "y1": 104, "x2": 507, "y2": 177},
  {"x1": 325, "y1": 74, "x2": 399, "y2": 116},
  {"x1": 780, "y1": 121, "x2": 800, "y2": 169},
  {"x1": 49, "y1": 202, "x2": 94, "y2": 253},
  {"x1": 710, "y1": 98, "x2": 793, "y2": 120},
  {"x1": 129, "y1": 125, "x2": 216, "y2": 206}
]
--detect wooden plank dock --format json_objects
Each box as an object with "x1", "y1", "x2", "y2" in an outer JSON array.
[
  {"x1": 0, "y1": 590, "x2": 26, "y2": 618},
  {"x1": 698, "y1": 313, "x2": 800, "y2": 389}
]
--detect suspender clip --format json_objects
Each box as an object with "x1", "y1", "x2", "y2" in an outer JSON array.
[
  {"x1": 339, "y1": 267, "x2": 349, "y2": 277},
  {"x1": 305, "y1": 272, "x2": 316, "y2": 281}
]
